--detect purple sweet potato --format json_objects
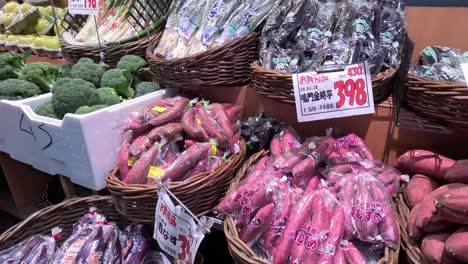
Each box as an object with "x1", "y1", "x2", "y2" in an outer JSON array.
[
  {"x1": 240, "y1": 203, "x2": 275, "y2": 247},
  {"x1": 334, "y1": 247, "x2": 346, "y2": 264},
  {"x1": 196, "y1": 104, "x2": 226, "y2": 145},
  {"x1": 443, "y1": 226, "x2": 468, "y2": 263},
  {"x1": 444, "y1": 159, "x2": 468, "y2": 183},
  {"x1": 281, "y1": 128, "x2": 301, "y2": 153},
  {"x1": 370, "y1": 180, "x2": 399, "y2": 249},
  {"x1": 434, "y1": 185, "x2": 468, "y2": 224},
  {"x1": 422, "y1": 214, "x2": 453, "y2": 234},
  {"x1": 160, "y1": 142, "x2": 211, "y2": 182},
  {"x1": 354, "y1": 178, "x2": 379, "y2": 242},
  {"x1": 148, "y1": 97, "x2": 189, "y2": 126},
  {"x1": 304, "y1": 175, "x2": 320, "y2": 195},
  {"x1": 406, "y1": 174, "x2": 440, "y2": 209},
  {"x1": 341, "y1": 240, "x2": 366, "y2": 264},
  {"x1": 147, "y1": 123, "x2": 183, "y2": 143},
  {"x1": 185, "y1": 156, "x2": 208, "y2": 179},
  {"x1": 209, "y1": 104, "x2": 234, "y2": 138},
  {"x1": 289, "y1": 216, "x2": 314, "y2": 264},
  {"x1": 118, "y1": 133, "x2": 135, "y2": 180},
  {"x1": 421, "y1": 232, "x2": 451, "y2": 264},
  {"x1": 339, "y1": 180, "x2": 355, "y2": 240},
  {"x1": 130, "y1": 134, "x2": 150, "y2": 157},
  {"x1": 270, "y1": 135, "x2": 283, "y2": 159},
  {"x1": 123, "y1": 144, "x2": 159, "y2": 184},
  {"x1": 394, "y1": 150, "x2": 455, "y2": 182},
  {"x1": 181, "y1": 108, "x2": 209, "y2": 141},
  {"x1": 316, "y1": 206, "x2": 345, "y2": 264},
  {"x1": 408, "y1": 184, "x2": 465, "y2": 240}
]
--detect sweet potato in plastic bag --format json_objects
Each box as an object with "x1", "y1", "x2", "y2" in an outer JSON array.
[
  {"x1": 53, "y1": 225, "x2": 96, "y2": 264},
  {"x1": 327, "y1": 134, "x2": 373, "y2": 165},
  {"x1": 340, "y1": 240, "x2": 366, "y2": 264},
  {"x1": 102, "y1": 224, "x2": 123, "y2": 264},
  {"x1": 0, "y1": 227, "x2": 61, "y2": 264},
  {"x1": 72, "y1": 207, "x2": 104, "y2": 234},
  {"x1": 240, "y1": 203, "x2": 275, "y2": 247},
  {"x1": 121, "y1": 224, "x2": 150, "y2": 264},
  {"x1": 274, "y1": 137, "x2": 322, "y2": 172}
]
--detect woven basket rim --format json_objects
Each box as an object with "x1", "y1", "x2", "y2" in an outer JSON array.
[
  {"x1": 107, "y1": 139, "x2": 246, "y2": 192},
  {"x1": 146, "y1": 32, "x2": 260, "y2": 65},
  {"x1": 222, "y1": 150, "x2": 401, "y2": 264},
  {"x1": 407, "y1": 73, "x2": 468, "y2": 88}
]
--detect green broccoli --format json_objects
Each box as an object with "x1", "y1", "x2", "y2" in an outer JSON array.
[
  {"x1": 52, "y1": 78, "x2": 100, "y2": 118},
  {"x1": 117, "y1": 55, "x2": 147, "y2": 75},
  {"x1": 18, "y1": 62, "x2": 60, "y2": 92},
  {"x1": 51, "y1": 77, "x2": 73, "y2": 93},
  {"x1": 0, "y1": 52, "x2": 29, "y2": 80},
  {"x1": 135, "y1": 82, "x2": 161, "y2": 97},
  {"x1": 71, "y1": 62, "x2": 105, "y2": 87},
  {"x1": 75, "y1": 57, "x2": 95, "y2": 66},
  {"x1": 101, "y1": 69, "x2": 134, "y2": 98},
  {"x1": 0, "y1": 79, "x2": 41, "y2": 100},
  {"x1": 58, "y1": 64, "x2": 72, "y2": 78},
  {"x1": 75, "y1": 104, "x2": 107, "y2": 115},
  {"x1": 35, "y1": 100, "x2": 58, "y2": 119},
  {"x1": 97, "y1": 87, "x2": 121, "y2": 106}
]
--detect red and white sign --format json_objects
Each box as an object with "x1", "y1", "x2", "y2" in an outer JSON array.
[
  {"x1": 154, "y1": 188, "x2": 206, "y2": 264},
  {"x1": 292, "y1": 62, "x2": 375, "y2": 122},
  {"x1": 69, "y1": 0, "x2": 99, "y2": 15}
]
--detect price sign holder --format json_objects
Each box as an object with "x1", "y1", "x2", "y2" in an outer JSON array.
[
  {"x1": 292, "y1": 62, "x2": 375, "y2": 122},
  {"x1": 154, "y1": 185, "x2": 213, "y2": 264}
]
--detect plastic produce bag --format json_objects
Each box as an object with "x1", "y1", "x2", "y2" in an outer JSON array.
[
  {"x1": 240, "y1": 113, "x2": 283, "y2": 157},
  {"x1": 0, "y1": 227, "x2": 61, "y2": 264},
  {"x1": 72, "y1": 207, "x2": 103, "y2": 234},
  {"x1": 380, "y1": 7, "x2": 406, "y2": 67},
  {"x1": 121, "y1": 224, "x2": 150, "y2": 264},
  {"x1": 141, "y1": 251, "x2": 172, "y2": 264},
  {"x1": 327, "y1": 133, "x2": 374, "y2": 166}
]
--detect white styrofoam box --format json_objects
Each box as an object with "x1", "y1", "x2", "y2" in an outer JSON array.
[{"x1": 0, "y1": 90, "x2": 167, "y2": 190}]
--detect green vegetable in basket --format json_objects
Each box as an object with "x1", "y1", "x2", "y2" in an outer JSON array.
[
  {"x1": 97, "y1": 87, "x2": 121, "y2": 105},
  {"x1": 42, "y1": 36, "x2": 60, "y2": 49},
  {"x1": 19, "y1": 62, "x2": 60, "y2": 92},
  {"x1": 75, "y1": 104, "x2": 107, "y2": 115},
  {"x1": 0, "y1": 79, "x2": 41, "y2": 100},
  {"x1": 0, "y1": 52, "x2": 29, "y2": 80},
  {"x1": 101, "y1": 69, "x2": 134, "y2": 98},
  {"x1": 2, "y1": 2, "x2": 19, "y2": 13},
  {"x1": 52, "y1": 78, "x2": 100, "y2": 118},
  {"x1": 35, "y1": 18, "x2": 51, "y2": 35},
  {"x1": 35, "y1": 100, "x2": 58, "y2": 119},
  {"x1": 57, "y1": 64, "x2": 71, "y2": 78},
  {"x1": 1, "y1": 12, "x2": 16, "y2": 27},
  {"x1": 75, "y1": 57, "x2": 95, "y2": 66},
  {"x1": 71, "y1": 61, "x2": 105, "y2": 87},
  {"x1": 117, "y1": 55, "x2": 147, "y2": 75},
  {"x1": 135, "y1": 82, "x2": 161, "y2": 98}
]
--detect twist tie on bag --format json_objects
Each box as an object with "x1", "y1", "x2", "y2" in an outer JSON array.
[
  {"x1": 50, "y1": 227, "x2": 62, "y2": 239},
  {"x1": 210, "y1": 140, "x2": 218, "y2": 156},
  {"x1": 188, "y1": 98, "x2": 199, "y2": 108}
]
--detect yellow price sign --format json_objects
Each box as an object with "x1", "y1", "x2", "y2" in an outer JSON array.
[
  {"x1": 148, "y1": 166, "x2": 165, "y2": 179},
  {"x1": 152, "y1": 106, "x2": 167, "y2": 113}
]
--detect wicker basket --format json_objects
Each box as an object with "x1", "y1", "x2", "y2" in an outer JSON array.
[
  {"x1": 146, "y1": 32, "x2": 259, "y2": 89},
  {"x1": 0, "y1": 196, "x2": 126, "y2": 250},
  {"x1": 224, "y1": 150, "x2": 401, "y2": 264},
  {"x1": 396, "y1": 184, "x2": 428, "y2": 264},
  {"x1": 405, "y1": 74, "x2": 468, "y2": 130},
  {"x1": 252, "y1": 61, "x2": 397, "y2": 105},
  {"x1": 107, "y1": 139, "x2": 247, "y2": 224}
]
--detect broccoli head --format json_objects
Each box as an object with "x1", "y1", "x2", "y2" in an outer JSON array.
[
  {"x1": 18, "y1": 62, "x2": 60, "y2": 92},
  {"x1": 0, "y1": 79, "x2": 41, "y2": 100},
  {"x1": 75, "y1": 57, "x2": 95, "y2": 66},
  {"x1": 75, "y1": 104, "x2": 107, "y2": 115},
  {"x1": 71, "y1": 62, "x2": 105, "y2": 87},
  {"x1": 52, "y1": 78, "x2": 100, "y2": 118},
  {"x1": 101, "y1": 69, "x2": 134, "y2": 98},
  {"x1": 97, "y1": 87, "x2": 121, "y2": 106},
  {"x1": 117, "y1": 55, "x2": 147, "y2": 75},
  {"x1": 35, "y1": 100, "x2": 58, "y2": 119},
  {"x1": 135, "y1": 82, "x2": 161, "y2": 97},
  {"x1": 58, "y1": 64, "x2": 72, "y2": 78},
  {"x1": 0, "y1": 52, "x2": 28, "y2": 80}
]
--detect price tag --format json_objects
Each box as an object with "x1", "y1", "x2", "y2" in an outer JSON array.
[
  {"x1": 69, "y1": 0, "x2": 99, "y2": 15},
  {"x1": 461, "y1": 63, "x2": 468, "y2": 85},
  {"x1": 154, "y1": 188, "x2": 207, "y2": 264},
  {"x1": 292, "y1": 62, "x2": 375, "y2": 122}
]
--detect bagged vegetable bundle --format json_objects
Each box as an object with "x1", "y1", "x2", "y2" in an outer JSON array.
[
  {"x1": 409, "y1": 46, "x2": 468, "y2": 83},
  {"x1": 395, "y1": 150, "x2": 468, "y2": 264},
  {"x1": 218, "y1": 128, "x2": 403, "y2": 263},
  {"x1": 119, "y1": 96, "x2": 241, "y2": 184},
  {"x1": 259, "y1": 0, "x2": 407, "y2": 74}
]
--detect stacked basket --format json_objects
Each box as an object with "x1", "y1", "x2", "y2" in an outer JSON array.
[
  {"x1": 107, "y1": 140, "x2": 247, "y2": 224},
  {"x1": 223, "y1": 150, "x2": 401, "y2": 264}
]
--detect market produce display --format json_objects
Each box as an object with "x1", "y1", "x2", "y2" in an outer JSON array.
[
  {"x1": 0, "y1": 207, "x2": 170, "y2": 264},
  {"x1": 0, "y1": 2, "x2": 66, "y2": 57},
  {"x1": 259, "y1": 0, "x2": 406, "y2": 74},
  {"x1": 395, "y1": 150, "x2": 468, "y2": 264},
  {"x1": 218, "y1": 128, "x2": 405, "y2": 263},
  {"x1": 118, "y1": 96, "x2": 241, "y2": 184},
  {"x1": 410, "y1": 46, "x2": 468, "y2": 83},
  {"x1": 153, "y1": 0, "x2": 280, "y2": 59},
  {"x1": 241, "y1": 113, "x2": 283, "y2": 157},
  {"x1": 32, "y1": 55, "x2": 161, "y2": 119}
]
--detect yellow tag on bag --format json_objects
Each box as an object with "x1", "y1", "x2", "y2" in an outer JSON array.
[
  {"x1": 196, "y1": 118, "x2": 202, "y2": 125},
  {"x1": 148, "y1": 166, "x2": 165, "y2": 179},
  {"x1": 127, "y1": 157, "x2": 136, "y2": 167},
  {"x1": 152, "y1": 106, "x2": 167, "y2": 113}
]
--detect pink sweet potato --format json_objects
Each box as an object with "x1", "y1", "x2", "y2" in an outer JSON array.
[
  {"x1": 129, "y1": 134, "x2": 150, "y2": 157},
  {"x1": 196, "y1": 105, "x2": 226, "y2": 145},
  {"x1": 334, "y1": 247, "x2": 346, "y2": 264},
  {"x1": 393, "y1": 150, "x2": 455, "y2": 181},
  {"x1": 316, "y1": 206, "x2": 345, "y2": 264},
  {"x1": 240, "y1": 203, "x2": 275, "y2": 247},
  {"x1": 304, "y1": 176, "x2": 320, "y2": 195},
  {"x1": 272, "y1": 193, "x2": 316, "y2": 264},
  {"x1": 270, "y1": 136, "x2": 283, "y2": 159},
  {"x1": 341, "y1": 240, "x2": 366, "y2": 264},
  {"x1": 339, "y1": 180, "x2": 355, "y2": 239},
  {"x1": 289, "y1": 216, "x2": 313, "y2": 264},
  {"x1": 443, "y1": 226, "x2": 468, "y2": 263},
  {"x1": 406, "y1": 174, "x2": 440, "y2": 209},
  {"x1": 147, "y1": 123, "x2": 183, "y2": 143},
  {"x1": 434, "y1": 185, "x2": 468, "y2": 224},
  {"x1": 123, "y1": 144, "x2": 159, "y2": 184},
  {"x1": 408, "y1": 184, "x2": 465, "y2": 240},
  {"x1": 181, "y1": 108, "x2": 209, "y2": 141},
  {"x1": 209, "y1": 104, "x2": 234, "y2": 138},
  {"x1": 148, "y1": 97, "x2": 189, "y2": 127},
  {"x1": 225, "y1": 106, "x2": 241, "y2": 122},
  {"x1": 281, "y1": 129, "x2": 301, "y2": 153},
  {"x1": 421, "y1": 214, "x2": 453, "y2": 234},
  {"x1": 421, "y1": 232, "x2": 451, "y2": 264},
  {"x1": 118, "y1": 133, "x2": 135, "y2": 179},
  {"x1": 444, "y1": 159, "x2": 468, "y2": 183}
]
